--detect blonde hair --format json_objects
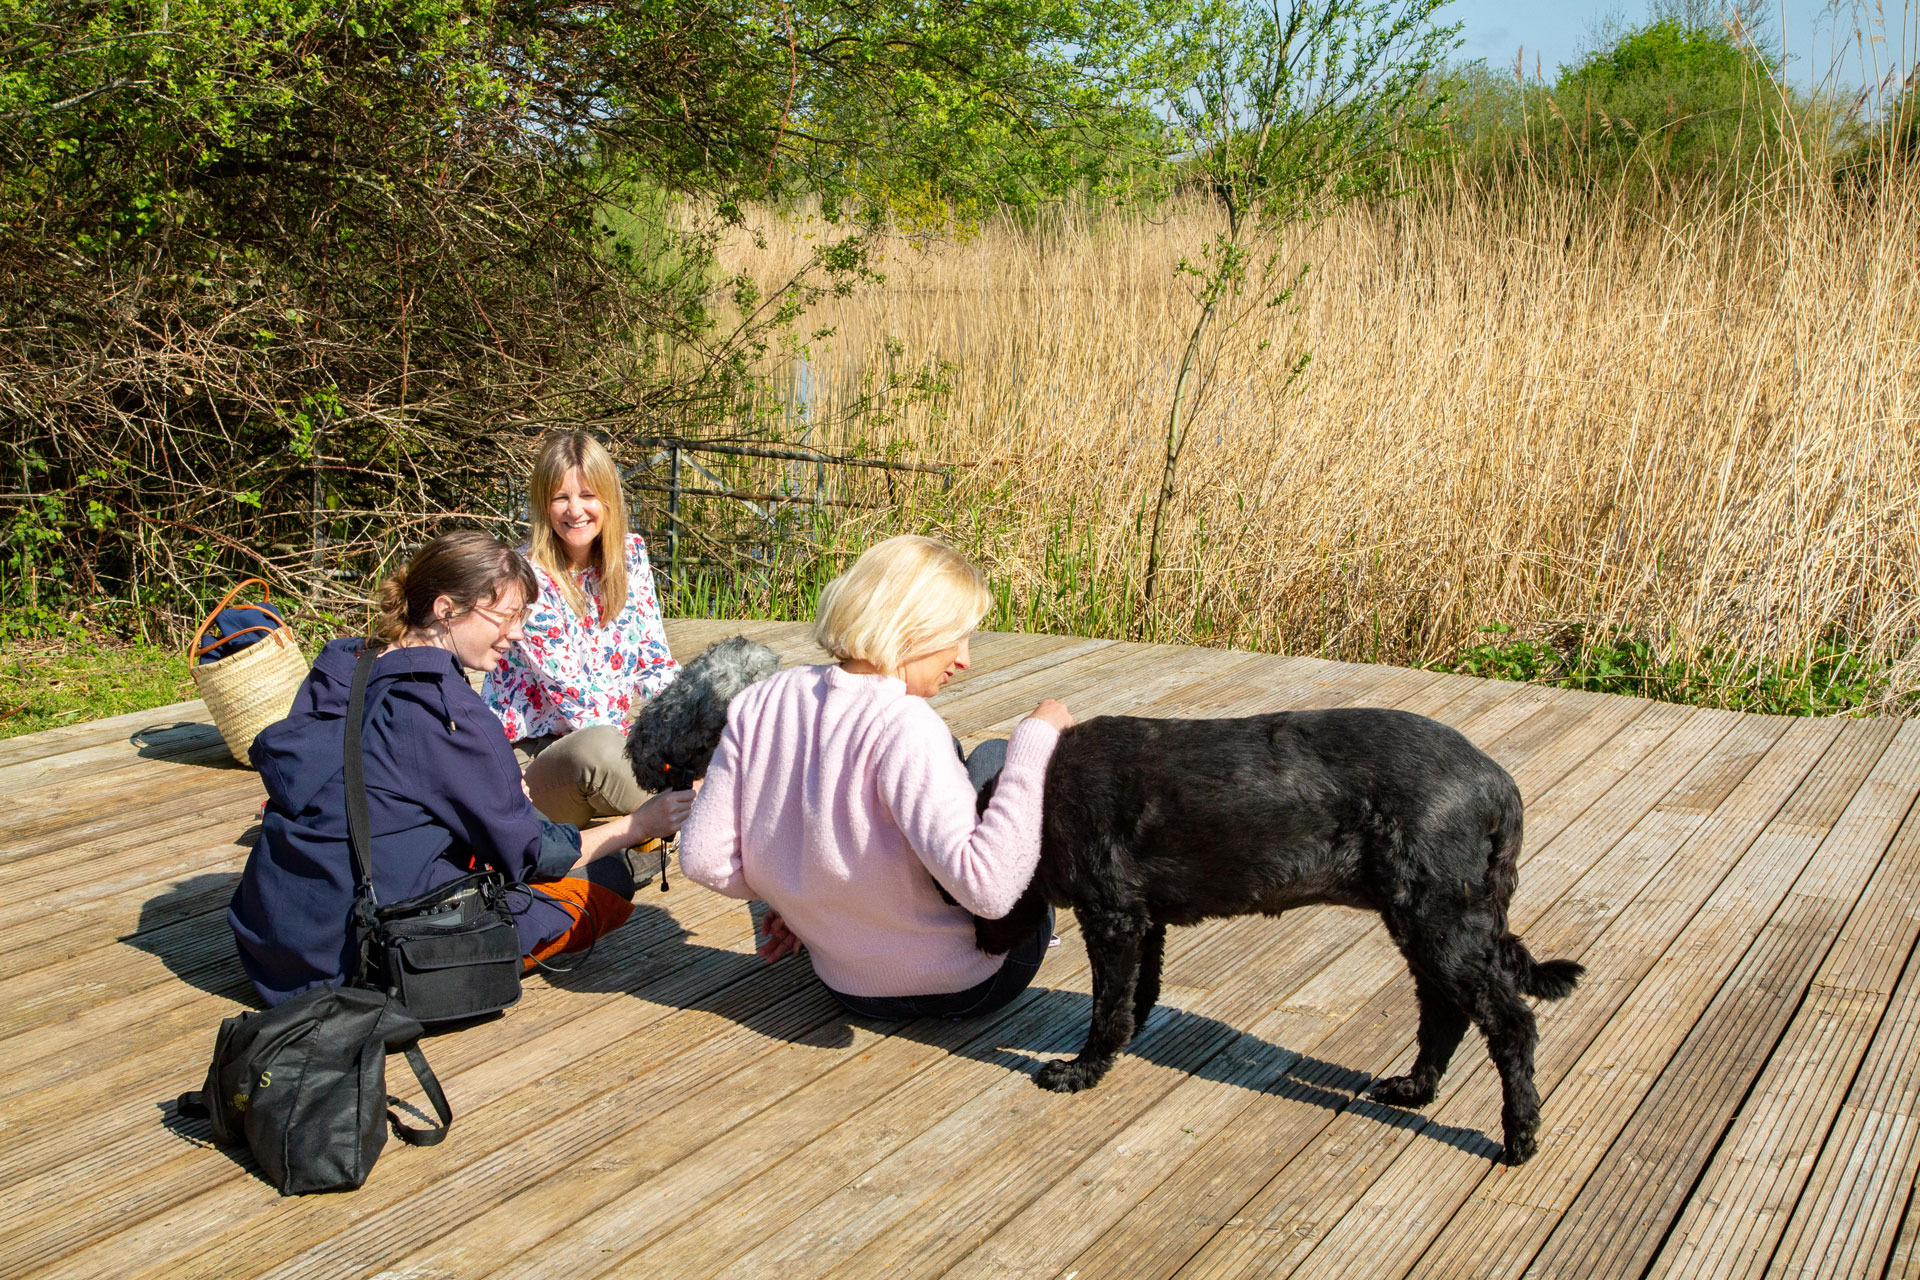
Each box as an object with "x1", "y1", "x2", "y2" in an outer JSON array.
[
  {"x1": 526, "y1": 431, "x2": 629, "y2": 625},
  {"x1": 376, "y1": 530, "x2": 538, "y2": 645},
  {"x1": 812, "y1": 536, "x2": 991, "y2": 676}
]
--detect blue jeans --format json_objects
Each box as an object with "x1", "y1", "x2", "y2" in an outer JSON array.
[
  {"x1": 828, "y1": 737, "x2": 1050, "y2": 1020},
  {"x1": 830, "y1": 906, "x2": 1056, "y2": 1021}
]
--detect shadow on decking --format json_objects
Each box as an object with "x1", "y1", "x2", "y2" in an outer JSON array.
[
  {"x1": 122, "y1": 872, "x2": 255, "y2": 1002},
  {"x1": 129, "y1": 720, "x2": 246, "y2": 769},
  {"x1": 547, "y1": 899, "x2": 1506, "y2": 1163}
]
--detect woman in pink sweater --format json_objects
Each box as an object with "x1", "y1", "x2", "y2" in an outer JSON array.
[{"x1": 679, "y1": 536, "x2": 1073, "y2": 1018}]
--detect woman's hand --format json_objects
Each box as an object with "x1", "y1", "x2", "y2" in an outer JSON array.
[
  {"x1": 1030, "y1": 699, "x2": 1074, "y2": 732},
  {"x1": 756, "y1": 910, "x2": 805, "y2": 963},
  {"x1": 631, "y1": 787, "x2": 697, "y2": 841},
  {"x1": 574, "y1": 785, "x2": 697, "y2": 866}
]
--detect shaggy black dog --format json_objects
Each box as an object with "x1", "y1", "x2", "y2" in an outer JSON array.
[
  {"x1": 626, "y1": 636, "x2": 780, "y2": 792},
  {"x1": 630, "y1": 643, "x2": 1576, "y2": 1163},
  {"x1": 976, "y1": 708, "x2": 1581, "y2": 1165}
]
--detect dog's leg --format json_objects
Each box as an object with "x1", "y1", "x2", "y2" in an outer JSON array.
[
  {"x1": 1470, "y1": 977, "x2": 1544, "y2": 1165},
  {"x1": 1036, "y1": 910, "x2": 1146, "y2": 1093},
  {"x1": 1132, "y1": 922, "x2": 1167, "y2": 1031},
  {"x1": 1369, "y1": 971, "x2": 1470, "y2": 1110}
]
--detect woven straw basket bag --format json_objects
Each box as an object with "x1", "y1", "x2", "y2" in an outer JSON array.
[{"x1": 189, "y1": 579, "x2": 312, "y2": 768}]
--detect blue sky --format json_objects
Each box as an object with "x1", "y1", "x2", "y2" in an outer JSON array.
[{"x1": 1447, "y1": 1, "x2": 1916, "y2": 92}]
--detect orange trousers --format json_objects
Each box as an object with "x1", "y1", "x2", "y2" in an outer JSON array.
[{"x1": 523, "y1": 875, "x2": 636, "y2": 970}]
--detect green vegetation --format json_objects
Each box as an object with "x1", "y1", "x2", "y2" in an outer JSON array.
[
  {"x1": 4, "y1": 0, "x2": 1917, "y2": 733},
  {"x1": 0, "y1": 0, "x2": 1161, "y2": 636},
  {"x1": 1438, "y1": 626, "x2": 1905, "y2": 717},
  {"x1": 1431, "y1": 10, "x2": 1809, "y2": 192},
  {"x1": 0, "y1": 640, "x2": 196, "y2": 739},
  {"x1": 1135, "y1": 0, "x2": 1458, "y2": 605}
]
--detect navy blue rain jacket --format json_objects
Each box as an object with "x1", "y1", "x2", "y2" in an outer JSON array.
[{"x1": 229, "y1": 638, "x2": 583, "y2": 1005}]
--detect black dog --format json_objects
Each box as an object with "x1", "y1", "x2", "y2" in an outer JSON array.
[{"x1": 976, "y1": 708, "x2": 1581, "y2": 1165}]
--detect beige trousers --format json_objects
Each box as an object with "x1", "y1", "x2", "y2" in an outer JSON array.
[{"x1": 513, "y1": 724, "x2": 646, "y2": 826}]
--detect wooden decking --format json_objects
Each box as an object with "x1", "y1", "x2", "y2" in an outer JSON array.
[{"x1": 5, "y1": 620, "x2": 1920, "y2": 1280}]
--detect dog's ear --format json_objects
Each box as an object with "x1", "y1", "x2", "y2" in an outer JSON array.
[
  {"x1": 973, "y1": 887, "x2": 1047, "y2": 956},
  {"x1": 974, "y1": 773, "x2": 999, "y2": 815}
]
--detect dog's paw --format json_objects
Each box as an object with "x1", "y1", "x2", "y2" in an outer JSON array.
[
  {"x1": 1500, "y1": 1127, "x2": 1538, "y2": 1165},
  {"x1": 1035, "y1": 1057, "x2": 1108, "y2": 1093},
  {"x1": 1368, "y1": 1074, "x2": 1437, "y2": 1109}
]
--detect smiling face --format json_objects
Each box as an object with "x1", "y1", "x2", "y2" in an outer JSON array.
[
  {"x1": 897, "y1": 635, "x2": 971, "y2": 698},
  {"x1": 432, "y1": 582, "x2": 529, "y2": 673},
  {"x1": 546, "y1": 466, "x2": 606, "y2": 568}
]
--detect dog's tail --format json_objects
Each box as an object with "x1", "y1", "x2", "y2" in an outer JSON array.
[
  {"x1": 1484, "y1": 773, "x2": 1582, "y2": 999},
  {"x1": 1500, "y1": 934, "x2": 1585, "y2": 1000}
]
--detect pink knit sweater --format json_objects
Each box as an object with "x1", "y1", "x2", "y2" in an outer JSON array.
[{"x1": 678, "y1": 663, "x2": 1060, "y2": 998}]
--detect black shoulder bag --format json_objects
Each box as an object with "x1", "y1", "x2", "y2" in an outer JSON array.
[
  {"x1": 177, "y1": 985, "x2": 451, "y2": 1194},
  {"x1": 346, "y1": 641, "x2": 524, "y2": 1026}
]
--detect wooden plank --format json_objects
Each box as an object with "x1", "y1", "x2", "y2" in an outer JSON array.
[
  {"x1": 0, "y1": 620, "x2": 814, "y2": 1016},
  {"x1": 1343, "y1": 718, "x2": 1907, "y2": 1280},
  {"x1": 11, "y1": 624, "x2": 1920, "y2": 1280},
  {"x1": 0, "y1": 717, "x2": 229, "y2": 798},
  {"x1": 1633, "y1": 746, "x2": 1920, "y2": 1280},
  {"x1": 1765, "y1": 882, "x2": 1920, "y2": 1276},
  {"x1": 33, "y1": 637, "x2": 1244, "y2": 1274},
  {"x1": 1046, "y1": 700, "x2": 1724, "y2": 1280},
  {"x1": 744, "y1": 934, "x2": 1367, "y2": 1280},
  {"x1": 1507, "y1": 719, "x2": 1920, "y2": 1280},
  {"x1": 1163, "y1": 711, "x2": 1820, "y2": 1280},
  {"x1": 0, "y1": 634, "x2": 1136, "y2": 1097},
  {"x1": 0, "y1": 885, "x2": 750, "y2": 1213},
  {"x1": 624, "y1": 673, "x2": 1592, "y2": 1279},
  {"x1": 3, "y1": 820, "x2": 260, "y2": 979},
  {"x1": 0, "y1": 697, "x2": 212, "y2": 770},
  {"x1": 348, "y1": 930, "x2": 1117, "y2": 1280},
  {"x1": 159, "y1": 917, "x2": 1108, "y2": 1280},
  {"x1": 964, "y1": 645, "x2": 1287, "y2": 733},
  {"x1": 9, "y1": 886, "x2": 805, "y2": 1278},
  {"x1": 1504, "y1": 718, "x2": 1909, "y2": 1253},
  {"x1": 482, "y1": 671, "x2": 1426, "y2": 1280},
  {"x1": 0, "y1": 747, "x2": 254, "y2": 856},
  {"x1": 950, "y1": 690, "x2": 1667, "y2": 1279},
  {"x1": 0, "y1": 767, "x2": 261, "y2": 869},
  {"x1": 942, "y1": 643, "x2": 1189, "y2": 737},
  {"x1": 1886, "y1": 1173, "x2": 1920, "y2": 1280}
]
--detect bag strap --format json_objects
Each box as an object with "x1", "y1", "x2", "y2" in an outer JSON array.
[
  {"x1": 387, "y1": 1042, "x2": 453, "y2": 1147},
  {"x1": 344, "y1": 641, "x2": 512, "y2": 970},
  {"x1": 192, "y1": 623, "x2": 284, "y2": 661},
  {"x1": 188, "y1": 578, "x2": 276, "y2": 661},
  {"x1": 346, "y1": 641, "x2": 383, "y2": 979},
  {"x1": 176, "y1": 1091, "x2": 209, "y2": 1120}
]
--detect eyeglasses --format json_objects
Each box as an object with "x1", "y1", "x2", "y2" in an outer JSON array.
[{"x1": 468, "y1": 601, "x2": 532, "y2": 629}]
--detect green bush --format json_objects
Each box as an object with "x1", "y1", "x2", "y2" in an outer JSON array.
[{"x1": 1423, "y1": 16, "x2": 1813, "y2": 195}]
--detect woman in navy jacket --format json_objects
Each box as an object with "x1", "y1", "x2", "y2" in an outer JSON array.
[{"x1": 229, "y1": 530, "x2": 693, "y2": 1006}]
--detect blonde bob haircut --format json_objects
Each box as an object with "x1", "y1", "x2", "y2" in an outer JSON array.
[
  {"x1": 812, "y1": 536, "x2": 991, "y2": 677},
  {"x1": 526, "y1": 430, "x2": 630, "y2": 626}
]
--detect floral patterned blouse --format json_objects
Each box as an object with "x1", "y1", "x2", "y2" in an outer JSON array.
[{"x1": 481, "y1": 533, "x2": 679, "y2": 742}]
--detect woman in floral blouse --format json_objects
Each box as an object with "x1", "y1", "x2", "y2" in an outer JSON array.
[{"x1": 483, "y1": 431, "x2": 680, "y2": 824}]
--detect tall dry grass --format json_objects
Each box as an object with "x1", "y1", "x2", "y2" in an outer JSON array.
[{"x1": 719, "y1": 170, "x2": 1920, "y2": 701}]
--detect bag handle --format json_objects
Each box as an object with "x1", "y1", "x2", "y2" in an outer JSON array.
[
  {"x1": 387, "y1": 1042, "x2": 453, "y2": 1146},
  {"x1": 189, "y1": 578, "x2": 280, "y2": 661}
]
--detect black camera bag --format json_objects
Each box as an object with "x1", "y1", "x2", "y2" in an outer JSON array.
[
  {"x1": 177, "y1": 985, "x2": 450, "y2": 1194},
  {"x1": 346, "y1": 642, "x2": 524, "y2": 1025}
]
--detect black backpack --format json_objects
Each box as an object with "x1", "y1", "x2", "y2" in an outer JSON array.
[{"x1": 177, "y1": 984, "x2": 450, "y2": 1195}]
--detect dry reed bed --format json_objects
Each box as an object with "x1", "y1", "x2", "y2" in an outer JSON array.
[{"x1": 723, "y1": 180, "x2": 1920, "y2": 695}]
